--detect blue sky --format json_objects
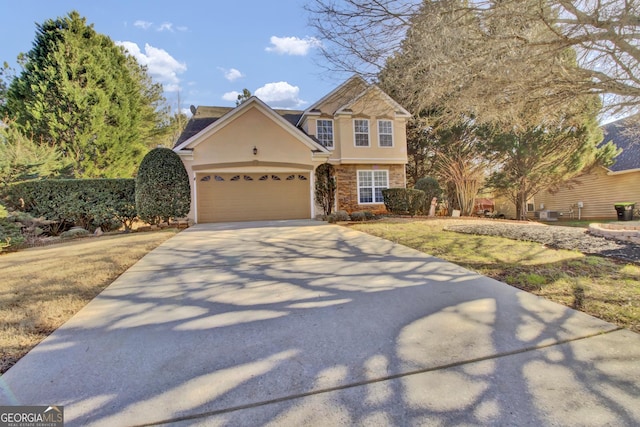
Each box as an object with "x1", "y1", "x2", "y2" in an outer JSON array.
[{"x1": 0, "y1": 0, "x2": 351, "y2": 114}]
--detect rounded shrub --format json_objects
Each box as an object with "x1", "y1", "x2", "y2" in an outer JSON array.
[
  {"x1": 135, "y1": 148, "x2": 191, "y2": 225},
  {"x1": 382, "y1": 188, "x2": 425, "y2": 217}
]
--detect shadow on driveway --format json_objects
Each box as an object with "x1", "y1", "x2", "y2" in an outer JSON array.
[{"x1": 1, "y1": 221, "x2": 639, "y2": 426}]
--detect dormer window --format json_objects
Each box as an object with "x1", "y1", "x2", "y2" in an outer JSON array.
[
  {"x1": 317, "y1": 119, "x2": 334, "y2": 149},
  {"x1": 354, "y1": 119, "x2": 370, "y2": 147}
]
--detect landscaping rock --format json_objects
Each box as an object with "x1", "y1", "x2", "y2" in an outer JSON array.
[
  {"x1": 61, "y1": 228, "x2": 90, "y2": 239},
  {"x1": 93, "y1": 227, "x2": 104, "y2": 237}
]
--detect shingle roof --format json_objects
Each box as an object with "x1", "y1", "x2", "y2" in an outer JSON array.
[
  {"x1": 173, "y1": 106, "x2": 304, "y2": 148},
  {"x1": 602, "y1": 119, "x2": 640, "y2": 172}
]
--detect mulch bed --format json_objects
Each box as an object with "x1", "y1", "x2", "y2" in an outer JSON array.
[{"x1": 445, "y1": 222, "x2": 640, "y2": 264}]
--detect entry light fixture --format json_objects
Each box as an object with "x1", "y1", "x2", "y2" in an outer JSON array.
[{"x1": 253, "y1": 146, "x2": 258, "y2": 155}]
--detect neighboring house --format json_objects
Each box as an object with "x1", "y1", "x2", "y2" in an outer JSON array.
[
  {"x1": 534, "y1": 118, "x2": 640, "y2": 220},
  {"x1": 173, "y1": 76, "x2": 411, "y2": 223}
]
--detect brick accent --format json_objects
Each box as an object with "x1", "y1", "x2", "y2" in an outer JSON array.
[{"x1": 334, "y1": 164, "x2": 405, "y2": 213}]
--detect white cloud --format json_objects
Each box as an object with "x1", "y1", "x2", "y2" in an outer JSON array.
[
  {"x1": 134, "y1": 20, "x2": 153, "y2": 30},
  {"x1": 222, "y1": 91, "x2": 241, "y2": 102},
  {"x1": 132, "y1": 20, "x2": 187, "y2": 32},
  {"x1": 116, "y1": 41, "x2": 187, "y2": 92},
  {"x1": 157, "y1": 22, "x2": 174, "y2": 32},
  {"x1": 255, "y1": 82, "x2": 306, "y2": 109},
  {"x1": 265, "y1": 36, "x2": 322, "y2": 56},
  {"x1": 218, "y1": 67, "x2": 244, "y2": 82}
]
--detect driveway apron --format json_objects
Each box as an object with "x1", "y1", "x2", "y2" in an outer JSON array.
[{"x1": 1, "y1": 220, "x2": 639, "y2": 426}]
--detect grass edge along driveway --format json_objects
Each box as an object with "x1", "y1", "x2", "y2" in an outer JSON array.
[
  {"x1": 350, "y1": 219, "x2": 640, "y2": 334},
  {"x1": 0, "y1": 229, "x2": 178, "y2": 374}
]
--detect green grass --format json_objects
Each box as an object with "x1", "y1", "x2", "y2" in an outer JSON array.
[{"x1": 350, "y1": 219, "x2": 640, "y2": 333}]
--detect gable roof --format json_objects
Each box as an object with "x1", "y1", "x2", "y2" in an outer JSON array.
[
  {"x1": 602, "y1": 118, "x2": 640, "y2": 173},
  {"x1": 302, "y1": 75, "x2": 369, "y2": 115},
  {"x1": 296, "y1": 75, "x2": 411, "y2": 126},
  {"x1": 335, "y1": 84, "x2": 411, "y2": 118},
  {"x1": 173, "y1": 97, "x2": 326, "y2": 153},
  {"x1": 173, "y1": 106, "x2": 306, "y2": 148}
]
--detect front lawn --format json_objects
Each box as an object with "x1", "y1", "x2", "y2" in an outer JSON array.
[
  {"x1": 0, "y1": 229, "x2": 177, "y2": 373},
  {"x1": 350, "y1": 219, "x2": 640, "y2": 333}
]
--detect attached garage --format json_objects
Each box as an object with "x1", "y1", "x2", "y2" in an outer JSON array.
[
  {"x1": 196, "y1": 172, "x2": 311, "y2": 223},
  {"x1": 173, "y1": 97, "x2": 331, "y2": 223}
]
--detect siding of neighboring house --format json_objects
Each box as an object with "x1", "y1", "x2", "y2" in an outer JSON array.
[
  {"x1": 526, "y1": 118, "x2": 640, "y2": 221},
  {"x1": 536, "y1": 167, "x2": 640, "y2": 219},
  {"x1": 493, "y1": 195, "x2": 517, "y2": 219}
]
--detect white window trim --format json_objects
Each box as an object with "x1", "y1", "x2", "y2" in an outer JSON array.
[
  {"x1": 316, "y1": 119, "x2": 334, "y2": 149},
  {"x1": 353, "y1": 119, "x2": 370, "y2": 147},
  {"x1": 357, "y1": 169, "x2": 389, "y2": 205},
  {"x1": 377, "y1": 119, "x2": 394, "y2": 148}
]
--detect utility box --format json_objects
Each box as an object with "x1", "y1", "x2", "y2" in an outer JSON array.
[
  {"x1": 614, "y1": 203, "x2": 635, "y2": 221},
  {"x1": 534, "y1": 210, "x2": 559, "y2": 221}
]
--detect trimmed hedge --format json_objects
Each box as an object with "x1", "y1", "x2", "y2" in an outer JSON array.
[
  {"x1": 3, "y1": 179, "x2": 136, "y2": 233},
  {"x1": 382, "y1": 188, "x2": 426, "y2": 217},
  {"x1": 136, "y1": 148, "x2": 191, "y2": 225}
]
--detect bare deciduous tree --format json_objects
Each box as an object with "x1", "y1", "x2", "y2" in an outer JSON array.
[{"x1": 307, "y1": 0, "x2": 640, "y2": 124}]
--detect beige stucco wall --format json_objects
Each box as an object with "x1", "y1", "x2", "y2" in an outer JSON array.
[
  {"x1": 176, "y1": 78, "x2": 410, "y2": 222},
  {"x1": 304, "y1": 102, "x2": 408, "y2": 165},
  {"x1": 189, "y1": 107, "x2": 314, "y2": 166},
  {"x1": 177, "y1": 104, "x2": 325, "y2": 221},
  {"x1": 536, "y1": 167, "x2": 640, "y2": 219}
]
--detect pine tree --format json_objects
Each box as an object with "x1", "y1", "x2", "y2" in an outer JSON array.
[
  {"x1": 483, "y1": 96, "x2": 618, "y2": 220},
  {"x1": 2, "y1": 11, "x2": 166, "y2": 178},
  {"x1": 0, "y1": 121, "x2": 70, "y2": 186}
]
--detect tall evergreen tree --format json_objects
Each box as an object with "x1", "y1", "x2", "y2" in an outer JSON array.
[
  {"x1": 483, "y1": 97, "x2": 618, "y2": 220},
  {"x1": 0, "y1": 120, "x2": 70, "y2": 186},
  {"x1": 1, "y1": 11, "x2": 166, "y2": 178}
]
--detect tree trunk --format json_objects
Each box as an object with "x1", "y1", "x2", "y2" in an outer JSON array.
[{"x1": 516, "y1": 191, "x2": 528, "y2": 221}]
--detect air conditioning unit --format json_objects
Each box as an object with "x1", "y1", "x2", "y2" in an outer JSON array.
[{"x1": 536, "y1": 210, "x2": 559, "y2": 221}]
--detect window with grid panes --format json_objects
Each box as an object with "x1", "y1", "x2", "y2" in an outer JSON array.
[
  {"x1": 316, "y1": 119, "x2": 334, "y2": 148},
  {"x1": 358, "y1": 170, "x2": 388, "y2": 204},
  {"x1": 354, "y1": 119, "x2": 370, "y2": 147},
  {"x1": 378, "y1": 120, "x2": 393, "y2": 147}
]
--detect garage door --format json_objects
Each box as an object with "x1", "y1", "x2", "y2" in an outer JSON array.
[{"x1": 196, "y1": 172, "x2": 311, "y2": 223}]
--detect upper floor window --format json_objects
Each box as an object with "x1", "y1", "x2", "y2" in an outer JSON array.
[
  {"x1": 316, "y1": 119, "x2": 334, "y2": 149},
  {"x1": 354, "y1": 119, "x2": 370, "y2": 147},
  {"x1": 378, "y1": 120, "x2": 393, "y2": 147}
]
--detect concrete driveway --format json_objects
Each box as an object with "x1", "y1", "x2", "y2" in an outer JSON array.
[{"x1": 1, "y1": 220, "x2": 639, "y2": 426}]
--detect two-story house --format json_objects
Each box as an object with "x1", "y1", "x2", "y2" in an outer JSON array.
[{"x1": 173, "y1": 76, "x2": 410, "y2": 223}]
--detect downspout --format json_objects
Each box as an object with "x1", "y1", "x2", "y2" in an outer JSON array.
[{"x1": 193, "y1": 172, "x2": 198, "y2": 224}]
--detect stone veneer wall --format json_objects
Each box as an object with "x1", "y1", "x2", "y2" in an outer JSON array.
[
  {"x1": 334, "y1": 164, "x2": 405, "y2": 213},
  {"x1": 589, "y1": 222, "x2": 640, "y2": 244}
]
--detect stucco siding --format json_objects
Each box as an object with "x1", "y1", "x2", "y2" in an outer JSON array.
[{"x1": 191, "y1": 107, "x2": 312, "y2": 166}]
